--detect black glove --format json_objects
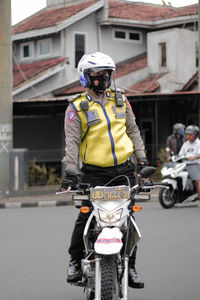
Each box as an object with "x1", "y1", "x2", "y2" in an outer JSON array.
[
  {"x1": 60, "y1": 170, "x2": 79, "y2": 190},
  {"x1": 136, "y1": 158, "x2": 148, "y2": 175}
]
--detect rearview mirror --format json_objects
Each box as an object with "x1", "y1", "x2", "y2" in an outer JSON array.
[{"x1": 140, "y1": 166, "x2": 156, "y2": 178}]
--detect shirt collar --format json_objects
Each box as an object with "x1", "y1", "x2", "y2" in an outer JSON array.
[{"x1": 86, "y1": 90, "x2": 108, "y2": 105}]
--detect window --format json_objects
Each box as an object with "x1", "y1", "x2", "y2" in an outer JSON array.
[
  {"x1": 196, "y1": 42, "x2": 199, "y2": 67},
  {"x1": 159, "y1": 42, "x2": 167, "y2": 68},
  {"x1": 20, "y1": 42, "x2": 34, "y2": 59},
  {"x1": 75, "y1": 34, "x2": 85, "y2": 68},
  {"x1": 113, "y1": 29, "x2": 141, "y2": 43},
  {"x1": 115, "y1": 31, "x2": 126, "y2": 39},
  {"x1": 129, "y1": 32, "x2": 140, "y2": 41},
  {"x1": 38, "y1": 39, "x2": 52, "y2": 56}
]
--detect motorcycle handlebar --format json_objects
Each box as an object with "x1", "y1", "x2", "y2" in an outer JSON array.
[
  {"x1": 140, "y1": 182, "x2": 170, "y2": 190},
  {"x1": 56, "y1": 190, "x2": 79, "y2": 195},
  {"x1": 56, "y1": 181, "x2": 170, "y2": 196}
]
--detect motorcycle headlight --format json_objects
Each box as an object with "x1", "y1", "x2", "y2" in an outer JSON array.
[{"x1": 98, "y1": 208, "x2": 123, "y2": 223}]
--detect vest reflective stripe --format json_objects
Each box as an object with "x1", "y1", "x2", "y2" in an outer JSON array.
[
  {"x1": 100, "y1": 103, "x2": 118, "y2": 166},
  {"x1": 73, "y1": 92, "x2": 134, "y2": 167}
]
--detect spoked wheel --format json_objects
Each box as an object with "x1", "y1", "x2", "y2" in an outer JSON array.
[
  {"x1": 159, "y1": 187, "x2": 177, "y2": 209},
  {"x1": 101, "y1": 255, "x2": 120, "y2": 300}
]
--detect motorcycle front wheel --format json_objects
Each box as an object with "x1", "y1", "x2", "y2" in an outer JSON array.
[
  {"x1": 101, "y1": 255, "x2": 120, "y2": 300},
  {"x1": 159, "y1": 187, "x2": 177, "y2": 209}
]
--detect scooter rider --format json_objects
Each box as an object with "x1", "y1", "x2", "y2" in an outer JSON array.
[
  {"x1": 61, "y1": 52, "x2": 148, "y2": 288},
  {"x1": 179, "y1": 125, "x2": 200, "y2": 208},
  {"x1": 166, "y1": 123, "x2": 185, "y2": 161}
]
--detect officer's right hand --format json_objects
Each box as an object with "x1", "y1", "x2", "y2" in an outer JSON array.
[
  {"x1": 60, "y1": 170, "x2": 78, "y2": 191},
  {"x1": 60, "y1": 186, "x2": 71, "y2": 192}
]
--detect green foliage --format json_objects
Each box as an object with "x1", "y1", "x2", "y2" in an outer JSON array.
[
  {"x1": 29, "y1": 160, "x2": 62, "y2": 186},
  {"x1": 152, "y1": 147, "x2": 167, "y2": 181},
  {"x1": 46, "y1": 167, "x2": 62, "y2": 185}
]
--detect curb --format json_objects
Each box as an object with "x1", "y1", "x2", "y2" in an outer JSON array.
[{"x1": 0, "y1": 200, "x2": 73, "y2": 209}]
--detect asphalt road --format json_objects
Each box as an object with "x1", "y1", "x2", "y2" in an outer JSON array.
[{"x1": 0, "y1": 202, "x2": 200, "y2": 300}]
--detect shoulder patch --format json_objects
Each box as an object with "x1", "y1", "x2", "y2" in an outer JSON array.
[
  {"x1": 127, "y1": 101, "x2": 135, "y2": 116},
  {"x1": 67, "y1": 111, "x2": 76, "y2": 123}
]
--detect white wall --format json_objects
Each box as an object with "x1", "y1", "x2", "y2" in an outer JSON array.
[
  {"x1": 101, "y1": 26, "x2": 147, "y2": 64},
  {"x1": 147, "y1": 28, "x2": 197, "y2": 92}
]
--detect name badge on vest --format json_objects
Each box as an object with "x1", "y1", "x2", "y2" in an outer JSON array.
[
  {"x1": 112, "y1": 106, "x2": 126, "y2": 119},
  {"x1": 87, "y1": 110, "x2": 101, "y2": 127}
]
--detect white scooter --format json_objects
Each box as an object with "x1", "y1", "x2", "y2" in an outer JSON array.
[{"x1": 159, "y1": 155, "x2": 198, "y2": 208}]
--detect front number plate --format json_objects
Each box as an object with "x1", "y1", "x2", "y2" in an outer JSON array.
[{"x1": 90, "y1": 186, "x2": 130, "y2": 201}]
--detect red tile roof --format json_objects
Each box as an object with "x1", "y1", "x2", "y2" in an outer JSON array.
[
  {"x1": 13, "y1": 0, "x2": 98, "y2": 34},
  {"x1": 115, "y1": 54, "x2": 147, "y2": 79},
  {"x1": 57, "y1": 84, "x2": 85, "y2": 95},
  {"x1": 181, "y1": 71, "x2": 198, "y2": 91},
  {"x1": 13, "y1": 1, "x2": 198, "y2": 35},
  {"x1": 13, "y1": 57, "x2": 67, "y2": 87},
  {"x1": 109, "y1": 1, "x2": 198, "y2": 22},
  {"x1": 125, "y1": 74, "x2": 162, "y2": 95}
]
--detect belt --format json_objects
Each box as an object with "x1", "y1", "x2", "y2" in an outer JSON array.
[{"x1": 83, "y1": 159, "x2": 133, "y2": 171}]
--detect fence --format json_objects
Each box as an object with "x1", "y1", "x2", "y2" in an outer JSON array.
[
  {"x1": 26, "y1": 144, "x2": 166, "y2": 186},
  {"x1": 2, "y1": 144, "x2": 166, "y2": 194}
]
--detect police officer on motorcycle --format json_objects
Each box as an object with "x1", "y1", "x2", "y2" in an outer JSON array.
[
  {"x1": 61, "y1": 52, "x2": 148, "y2": 288},
  {"x1": 179, "y1": 125, "x2": 200, "y2": 208}
]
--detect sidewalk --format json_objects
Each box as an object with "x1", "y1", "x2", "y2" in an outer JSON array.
[{"x1": 0, "y1": 186, "x2": 159, "y2": 209}]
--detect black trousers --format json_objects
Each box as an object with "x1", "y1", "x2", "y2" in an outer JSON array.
[{"x1": 68, "y1": 160, "x2": 137, "y2": 265}]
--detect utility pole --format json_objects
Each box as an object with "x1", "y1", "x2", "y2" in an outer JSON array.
[
  {"x1": 199, "y1": 0, "x2": 200, "y2": 91},
  {"x1": 0, "y1": 0, "x2": 13, "y2": 195}
]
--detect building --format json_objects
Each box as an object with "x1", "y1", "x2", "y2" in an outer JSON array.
[{"x1": 12, "y1": 0, "x2": 199, "y2": 181}]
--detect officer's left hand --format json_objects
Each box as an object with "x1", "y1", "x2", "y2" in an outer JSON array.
[{"x1": 136, "y1": 158, "x2": 148, "y2": 176}]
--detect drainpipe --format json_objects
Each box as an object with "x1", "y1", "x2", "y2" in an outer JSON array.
[{"x1": 155, "y1": 100, "x2": 158, "y2": 163}]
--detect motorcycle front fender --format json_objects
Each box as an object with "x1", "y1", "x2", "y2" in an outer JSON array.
[
  {"x1": 94, "y1": 227, "x2": 123, "y2": 255},
  {"x1": 162, "y1": 178, "x2": 177, "y2": 190}
]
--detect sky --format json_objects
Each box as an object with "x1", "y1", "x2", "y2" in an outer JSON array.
[{"x1": 11, "y1": 0, "x2": 198, "y2": 25}]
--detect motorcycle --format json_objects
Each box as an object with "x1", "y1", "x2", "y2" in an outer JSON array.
[
  {"x1": 57, "y1": 166, "x2": 167, "y2": 300},
  {"x1": 159, "y1": 154, "x2": 199, "y2": 209}
]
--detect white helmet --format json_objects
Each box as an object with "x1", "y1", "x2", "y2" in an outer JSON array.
[
  {"x1": 185, "y1": 125, "x2": 199, "y2": 139},
  {"x1": 77, "y1": 52, "x2": 116, "y2": 88}
]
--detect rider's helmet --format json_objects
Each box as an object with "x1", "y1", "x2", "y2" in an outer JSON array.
[
  {"x1": 173, "y1": 123, "x2": 185, "y2": 136},
  {"x1": 185, "y1": 125, "x2": 199, "y2": 139},
  {"x1": 77, "y1": 52, "x2": 116, "y2": 92}
]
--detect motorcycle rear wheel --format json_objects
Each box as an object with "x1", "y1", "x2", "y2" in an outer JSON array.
[
  {"x1": 101, "y1": 255, "x2": 120, "y2": 300},
  {"x1": 159, "y1": 187, "x2": 177, "y2": 209}
]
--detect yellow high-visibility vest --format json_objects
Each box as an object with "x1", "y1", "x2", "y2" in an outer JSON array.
[{"x1": 72, "y1": 90, "x2": 134, "y2": 167}]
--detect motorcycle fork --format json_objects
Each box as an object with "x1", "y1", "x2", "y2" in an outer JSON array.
[
  {"x1": 94, "y1": 256, "x2": 101, "y2": 300},
  {"x1": 121, "y1": 215, "x2": 131, "y2": 300},
  {"x1": 121, "y1": 256, "x2": 129, "y2": 300}
]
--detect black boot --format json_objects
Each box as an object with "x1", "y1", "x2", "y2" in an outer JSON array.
[
  {"x1": 128, "y1": 246, "x2": 144, "y2": 289},
  {"x1": 128, "y1": 267, "x2": 144, "y2": 289},
  {"x1": 67, "y1": 257, "x2": 82, "y2": 283}
]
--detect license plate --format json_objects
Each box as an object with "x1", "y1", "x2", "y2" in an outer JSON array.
[
  {"x1": 134, "y1": 194, "x2": 150, "y2": 201},
  {"x1": 90, "y1": 186, "x2": 130, "y2": 201}
]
